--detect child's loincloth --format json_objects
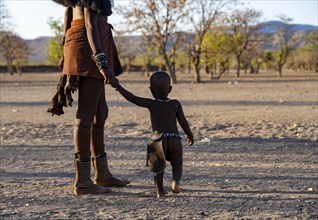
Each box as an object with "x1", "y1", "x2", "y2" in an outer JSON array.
[{"x1": 146, "y1": 132, "x2": 181, "y2": 174}]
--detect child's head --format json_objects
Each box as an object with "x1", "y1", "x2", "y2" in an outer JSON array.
[{"x1": 149, "y1": 71, "x2": 172, "y2": 99}]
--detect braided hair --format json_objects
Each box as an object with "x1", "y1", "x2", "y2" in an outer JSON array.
[{"x1": 52, "y1": 0, "x2": 112, "y2": 16}]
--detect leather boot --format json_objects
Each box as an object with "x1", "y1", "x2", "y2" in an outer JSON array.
[
  {"x1": 92, "y1": 155, "x2": 130, "y2": 187},
  {"x1": 73, "y1": 159, "x2": 110, "y2": 196},
  {"x1": 154, "y1": 173, "x2": 165, "y2": 198}
]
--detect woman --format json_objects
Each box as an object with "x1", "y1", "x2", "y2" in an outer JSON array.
[{"x1": 50, "y1": 0, "x2": 130, "y2": 196}]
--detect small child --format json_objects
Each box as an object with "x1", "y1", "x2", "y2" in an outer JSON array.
[{"x1": 113, "y1": 71, "x2": 194, "y2": 198}]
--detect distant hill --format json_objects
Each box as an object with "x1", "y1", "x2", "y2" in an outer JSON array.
[
  {"x1": 23, "y1": 21, "x2": 318, "y2": 64},
  {"x1": 259, "y1": 21, "x2": 317, "y2": 33},
  {"x1": 25, "y1": 37, "x2": 50, "y2": 63}
]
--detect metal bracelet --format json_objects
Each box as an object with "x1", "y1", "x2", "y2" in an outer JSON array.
[{"x1": 92, "y1": 52, "x2": 109, "y2": 70}]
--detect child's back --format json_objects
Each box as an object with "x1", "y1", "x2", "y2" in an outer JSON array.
[{"x1": 114, "y1": 71, "x2": 193, "y2": 198}]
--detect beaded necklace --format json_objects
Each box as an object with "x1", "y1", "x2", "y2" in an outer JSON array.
[{"x1": 155, "y1": 99, "x2": 170, "y2": 102}]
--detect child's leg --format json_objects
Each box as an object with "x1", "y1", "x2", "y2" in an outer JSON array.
[
  {"x1": 171, "y1": 161, "x2": 182, "y2": 193},
  {"x1": 153, "y1": 172, "x2": 165, "y2": 198},
  {"x1": 166, "y1": 138, "x2": 183, "y2": 193}
]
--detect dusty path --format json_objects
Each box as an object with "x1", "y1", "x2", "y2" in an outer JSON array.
[{"x1": 0, "y1": 72, "x2": 317, "y2": 219}]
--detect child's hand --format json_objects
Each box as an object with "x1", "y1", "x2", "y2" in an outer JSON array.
[
  {"x1": 111, "y1": 78, "x2": 120, "y2": 88},
  {"x1": 187, "y1": 136, "x2": 194, "y2": 146},
  {"x1": 100, "y1": 68, "x2": 116, "y2": 85}
]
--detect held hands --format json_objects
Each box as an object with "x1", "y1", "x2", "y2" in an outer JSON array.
[
  {"x1": 187, "y1": 136, "x2": 194, "y2": 146},
  {"x1": 111, "y1": 78, "x2": 120, "y2": 89},
  {"x1": 100, "y1": 67, "x2": 116, "y2": 86}
]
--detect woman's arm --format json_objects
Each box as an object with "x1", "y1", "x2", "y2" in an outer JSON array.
[
  {"x1": 58, "y1": 7, "x2": 72, "y2": 69},
  {"x1": 83, "y1": 7, "x2": 115, "y2": 85},
  {"x1": 83, "y1": 7, "x2": 101, "y2": 54},
  {"x1": 64, "y1": 7, "x2": 72, "y2": 35}
]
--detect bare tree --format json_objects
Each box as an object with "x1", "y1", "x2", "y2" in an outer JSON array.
[
  {"x1": 117, "y1": 0, "x2": 187, "y2": 83},
  {"x1": 186, "y1": 0, "x2": 231, "y2": 83},
  {"x1": 0, "y1": 0, "x2": 12, "y2": 64},
  {"x1": 227, "y1": 8, "x2": 263, "y2": 77},
  {"x1": 274, "y1": 15, "x2": 297, "y2": 76},
  {"x1": 0, "y1": 0, "x2": 28, "y2": 74},
  {"x1": 139, "y1": 36, "x2": 157, "y2": 77},
  {"x1": 241, "y1": 32, "x2": 266, "y2": 74},
  {"x1": 115, "y1": 35, "x2": 144, "y2": 74},
  {"x1": 1, "y1": 31, "x2": 29, "y2": 75}
]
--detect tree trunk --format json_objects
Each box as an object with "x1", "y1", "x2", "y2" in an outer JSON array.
[
  {"x1": 15, "y1": 63, "x2": 22, "y2": 75},
  {"x1": 144, "y1": 63, "x2": 150, "y2": 78},
  {"x1": 236, "y1": 56, "x2": 241, "y2": 77},
  {"x1": 278, "y1": 64, "x2": 283, "y2": 77},
  {"x1": 236, "y1": 65, "x2": 240, "y2": 77},
  {"x1": 125, "y1": 64, "x2": 130, "y2": 74},
  {"x1": 165, "y1": 61, "x2": 177, "y2": 84},
  {"x1": 7, "y1": 59, "x2": 14, "y2": 75},
  {"x1": 194, "y1": 66, "x2": 201, "y2": 83},
  {"x1": 249, "y1": 63, "x2": 255, "y2": 74},
  {"x1": 255, "y1": 63, "x2": 261, "y2": 73},
  {"x1": 193, "y1": 51, "x2": 201, "y2": 83}
]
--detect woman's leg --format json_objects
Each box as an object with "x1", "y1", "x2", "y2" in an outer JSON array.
[
  {"x1": 74, "y1": 77, "x2": 104, "y2": 161},
  {"x1": 90, "y1": 85, "x2": 108, "y2": 157},
  {"x1": 89, "y1": 84, "x2": 131, "y2": 187},
  {"x1": 73, "y1": 77, "x2": 109, "y2": 195}
]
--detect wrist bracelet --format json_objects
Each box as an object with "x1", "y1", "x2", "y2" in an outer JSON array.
[{"x1": 92, "y1": 52, "x2": 109, "y2": 70}]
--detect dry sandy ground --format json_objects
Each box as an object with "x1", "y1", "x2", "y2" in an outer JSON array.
[{"x1": 0, "y1": 72, "x2": 317, "y2": 219}]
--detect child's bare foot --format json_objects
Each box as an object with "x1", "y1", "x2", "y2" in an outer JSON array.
[
  {"x1": 172, "y1": 180, "x2": 180, "y2": 193},
  {"x1": 157, "y1": 191, "x2": 168, "y2": 198},
  {"x1": 157, "y1": 192, "x2": 165, "y2": 198}
]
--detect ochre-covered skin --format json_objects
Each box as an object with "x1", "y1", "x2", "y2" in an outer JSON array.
[
  {"x1": 48, "y1": 2, "x2": 129, "y2": 195},
  {"x1": 114, "y1": 71, "x2": 194, "y2": 198},
  {"x1": 62, "y1": 19, "x2": 123, "y2": 79},
  {"x1": 52, "y1": 0, "x2": 113, "y2": 16}
]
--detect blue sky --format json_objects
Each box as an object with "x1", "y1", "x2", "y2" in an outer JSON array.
[{"x1": 3, "y1": 0, "x2": 318, "y2": 39}]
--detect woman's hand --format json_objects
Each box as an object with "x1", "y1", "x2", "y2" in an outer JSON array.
[
  {"x1": 100, "y1": 67, "x2": 116, "y2": 85},
  {"x1": 64, "y1": 75, "x2": 78, "y2": 94}
]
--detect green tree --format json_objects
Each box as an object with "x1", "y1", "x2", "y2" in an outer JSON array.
[
  {"x1": 305, "y1": 31, "x2": 318, "y2": 72},
  {"x1": 274, "y1": 15, "x2": 297, "y2": 76},
  {"x1": 227, "y1": 8, "x2": 263, "y2": 77},
  {"x1": 47, "y1": 17, "x2": 64, "y2": 65},
  {"x1": 202, "y1": 28, "x2": 233, "y2": 79},
  {"x1": 186, "y1": 0, "x2": 232, "y2": 83}
]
